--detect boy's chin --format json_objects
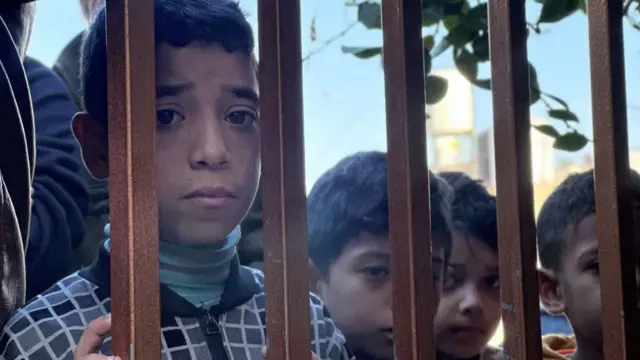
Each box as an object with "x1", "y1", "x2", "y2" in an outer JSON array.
[{"x1": 169, "y1": 223, "x2": 238, "y2": 247}]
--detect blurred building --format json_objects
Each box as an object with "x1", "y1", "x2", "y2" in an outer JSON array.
[
  {"x1": 426, "y1": 68, "x2": 476, "y2": 176},
  {"x1": 476, "y1": 117, "x2": 555, "y2": 189}
]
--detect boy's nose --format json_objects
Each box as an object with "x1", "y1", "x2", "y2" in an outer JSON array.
[
  {"x1": 189, "y1": 121, "x2": 231, "y2": 169},
  {"x1": 459, "y1": 286, "x2": 483, "y2": 315}
]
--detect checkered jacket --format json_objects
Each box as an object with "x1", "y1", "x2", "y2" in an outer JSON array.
[{"x1": 0, "y1": 248, "x2": 352, "y2": 360}]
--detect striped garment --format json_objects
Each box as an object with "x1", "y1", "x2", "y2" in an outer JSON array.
[
  {"x1": 105, "y1": 223, "x2": 241, "y2": 308},
  {"x1": 0, "y1": 247, "x2": 353, "y2": 360}
]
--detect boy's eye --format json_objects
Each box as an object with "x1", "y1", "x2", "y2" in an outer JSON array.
[
  {"x1": 226, "y1": 109, "x2": 257, "y2": 126},
  {"x1": 485, "y1": 275, "x2": 500, "y2": 289},
  {"x1": 363, "y1": 267, "x2": 390, "y2": 278},
  {"x1": 443, "y1": 267, "x2": 464, "y2": 290},
  {"x1": 156, "y1": 109, "x2": 184, "y2": 126}
]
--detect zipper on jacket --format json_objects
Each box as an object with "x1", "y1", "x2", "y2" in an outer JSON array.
[
  {"x1": 205, "y1": 311, "x2": 220, "y2": 335},
  {"x1": 200, "y1": 309, "x2": 229, "y2": 360}
]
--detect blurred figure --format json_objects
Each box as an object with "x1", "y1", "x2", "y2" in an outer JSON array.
[
  {"x1": 0, "y1": 1, "x2": 37, "y2": 323},
  {"x1": 4, "y1": 1, "x2": 91, "y2": 298},
  {"x1": 53, "y1": 0, "x2": 109, "y2": 275}
]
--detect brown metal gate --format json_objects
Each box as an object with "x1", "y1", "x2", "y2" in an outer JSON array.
[{"x1": 103, "y1": 0, "x2": 638, "y2": 359}]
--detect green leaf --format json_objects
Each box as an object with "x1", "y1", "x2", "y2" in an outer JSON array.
[
  {"x1": 341, "y1": 46, "x2": 382, "y2": 59},
  {"x1": 454, "y1": 47, "x2": 478, "y2": 81},
  {"x1": 548, "y1": 109, "x2": 579, "y2": 122},
  {"x1": 530, "y1": 88, "x2": 542, "y2": 105},
  {"x1": 432, "y1": 39, "x2": 452, "y2": 57},
  {"x1": 424, "y1": 50, "x2": 433, "y2": 74},
  {"x1": 443, "y1": 0, "x2": 466, "y2": 16},
  {"x1": 423, "y1": 35, "x2": 435, "y2": 52},
  {"x1": 444, "y1": 15, "x2": 462, "y2": 30},
  {"x1": 538, "y1": 0, "x2": 581, "y2": 24},
  {"x1": 471, "y1": 33, "x2": 489, "y2": 61},
  {"x1": 553, "y1": 132, "x2": 589, "y2": 152},
  {"x1": 465, "y1": 3, "x2": 488, "y2": 31},
  {"x1": 533, "y1": 124, "x2": 561, "y2": 138},
  {"x1": 528, "y1": 63, "x2": 540, "y2": 91},
  {"x1": 358, "y1": 2, "x2": 382, "y2": 29},
  {"x1": 472, "y1": 78, "x2": 491, "y2": 90},
  {"x1": 529, "y1": 63, "x2": 541, "y2": 105},
  {"x1": 578, "y1": 0, "x2": 586, "y2": 12},
  {"x1": 445, "y1": 25, "x2": 476, "y2": 46},
  {"x1": 544, "y1": 93, "x2": 570, "y2": 109},
  {"x1": 425, "y1": 75, "x2": 449, "y2": 105},
  {"x1": 422, "y1": 6, "x2": 443, "y2": 26}
]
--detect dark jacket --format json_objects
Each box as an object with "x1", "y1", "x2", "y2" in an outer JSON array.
[
  {"x1": 1, "y1": 246, "x2": 352, "y2": 360},
  {"x1": 24, "y1": 56, "x2": 89, "y2": 299}
]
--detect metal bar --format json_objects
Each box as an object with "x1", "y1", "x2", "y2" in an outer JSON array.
[
  {"x1": 106, "y1": 0, "x2": 160, "y2": 359},
  {"x1": 257, "y1": 0, "x2": 311, "y2": 358},
  {"x1": 380, "y1": 0, "x2": 434, "y2": 359},
  {"x1": 587, "y1": 0, "x2": 639, "y2": 358},
  {"x1": 487, "y1": 1, "x2": 542, "y2": 358}
]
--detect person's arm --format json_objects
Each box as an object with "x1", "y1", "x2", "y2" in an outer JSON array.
[{"x1": 24, "y1": 57, "x2": 90, "y2": 299}]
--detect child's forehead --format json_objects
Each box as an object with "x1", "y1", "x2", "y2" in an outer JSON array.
[
  {"x1": 155, "y1": 43, "x2": 257, "y2": 86},
  {"x1": 343, "y1": 233, "x2": 390, "y2": 253}
]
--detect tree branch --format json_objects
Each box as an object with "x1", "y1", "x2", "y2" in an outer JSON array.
[{"x1": 302, "y1": 21, "x2": 359, "y2": 62}]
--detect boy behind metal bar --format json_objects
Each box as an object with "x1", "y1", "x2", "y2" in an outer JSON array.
[
  {"x1": 537, "y1": 170, "x2": 640, "y2": 360},
  {"x1": 0, "y1": 1, "x2": 351, "y2": 359},
  {"x1": 435, "y1": 172, "x2": 503, "y2": 360},
  {"x1": 307, "y1": 151, "x2": 453, "y2": 360}
]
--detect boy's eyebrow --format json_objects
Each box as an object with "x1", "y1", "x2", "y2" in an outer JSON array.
[
  {"x1": 576, "y1": 247, "x2": 599, "y2": 263},
  {"x1": 222, "y1": 84, "x2": 260, "y2": 105},
  {"x1": 156, "y1": 83, "x2": 193, "y2": 98}
]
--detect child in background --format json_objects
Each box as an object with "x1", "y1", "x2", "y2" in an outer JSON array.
[
  {"x1": 536, "y1": 170, "x2": 640, "y2": 360},
  {"x1": 307, "y1": 151, "x2": 454, "y2": 360},
  {"x1": 0, "y1": 1, "x2": 351, "y2": 359},
  {"x1": 435, "y1": 172, "x2": 502, "y2": 360}
]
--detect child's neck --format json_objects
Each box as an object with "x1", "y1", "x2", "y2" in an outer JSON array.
[{"x1": 103, "y1": 224, "x2": 241, "y2": 308}]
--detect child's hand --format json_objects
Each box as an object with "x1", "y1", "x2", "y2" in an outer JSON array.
[
  {"x1": 74, "y1": 314, "x2": 121, "y2": 360},
  {"x1": 261, "y1": 346, "x2": 320, "y2": 360}
]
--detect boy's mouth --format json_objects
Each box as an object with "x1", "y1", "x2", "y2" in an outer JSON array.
[
  {"x1": 184, "y1": 186, "x2": 237, "y2": 207},
  {"x1": 448, "y1": 325, "x2": 485, "y2": 339}
]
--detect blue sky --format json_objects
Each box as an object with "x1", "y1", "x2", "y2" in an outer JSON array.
[{"x1": 27, "y1": 0, "x2": 640, "y2": 190}]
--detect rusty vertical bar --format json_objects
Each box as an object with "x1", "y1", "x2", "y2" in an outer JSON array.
[
  {"x1": 487, "y1": 1, "x2": 542, "y2": 358},
  {"x1": 257, "y1": 0, "x2": 311, "y2": 358},
  {"x1": 587, "y1": 0, "x2": 639, "y2": 358},
  {"x1": 106, "y1": 0, "x2": 160, "y2": 359},
  {"x1": 380, "y1": 0, "x2": 435, "y2": 359}
]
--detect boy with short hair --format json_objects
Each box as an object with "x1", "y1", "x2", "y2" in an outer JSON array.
[
  {"x1": 307, "y1": 151, "x2": 454, "y2": 360},
  {"x1": 0, "y1": 1, "x2": 351, "y2": 359},
  {"x1": 536, "y1": 170, "x2": 640, "y2": 360},
  {"x1": 435, "y1": 172, "x2": 503, "y2": 360}
]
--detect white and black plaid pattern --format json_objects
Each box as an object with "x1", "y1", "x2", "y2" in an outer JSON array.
[{"x1": 0, "y1": 268, "x2": 352, "y2": 360}]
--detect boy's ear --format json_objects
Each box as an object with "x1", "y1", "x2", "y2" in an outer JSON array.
[
  {"x1": 72, "y1": 112, "x2": 109, "y2": 180},
  {"x1": 538, "y1": 268, "x2": 566, "y2": 315},
  {"x1": 308, "y1": 259, "x2": 324, "y2": 295}
]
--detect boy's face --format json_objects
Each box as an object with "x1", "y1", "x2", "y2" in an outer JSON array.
[
  {"x1": 154, "y1": 45, "x2": 260, "y2": 245},
  {"x1": 542, "y1": 214, "x2": 602, "y2": 347},
  {"x1": 313, "y1": 233, "x2": 446, "y2": 360},
  {"x1": 75, "y1": 44, "x2": 260, "y2": 246},
  {"x1": 541, "y1": 210, "x2": 640, "y2": 350},
  {"x1": 434, "y1": 232, "x2": 500, "y2": 358},
  {"x1": 558, "y1": 215, "x2": 602, "y2": 342}
]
